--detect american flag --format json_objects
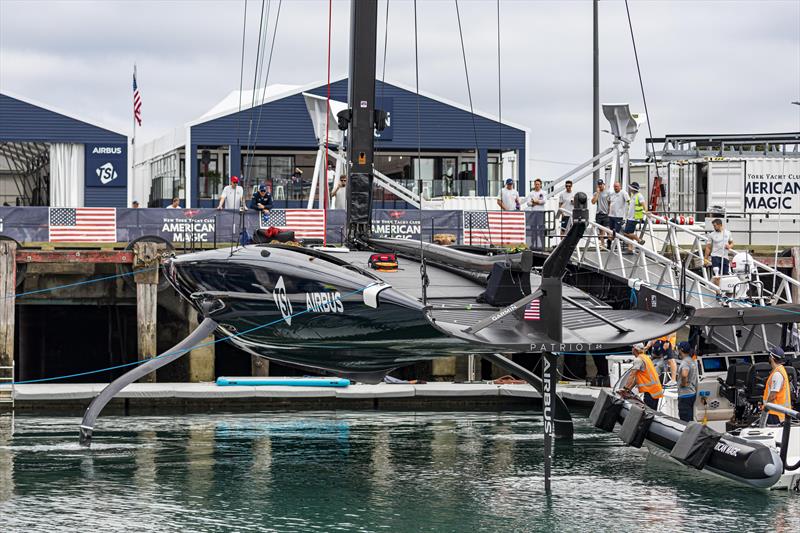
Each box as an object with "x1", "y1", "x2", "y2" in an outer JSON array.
[
  {"x1": 260, "y1": 209, "x2": 326, "y2": 239},
  {"x1": 463, "y1": 211, "x2": 526, "y2": 245},
  {"x1": 524, "y1": 299, "x2": 541, "y2": 321},
  {"x1": 133, "y1": 68, "x2": 142, "y2": 126},
  {"x1": 49, "y1": 208, "x2": 117, "y2": 242}
]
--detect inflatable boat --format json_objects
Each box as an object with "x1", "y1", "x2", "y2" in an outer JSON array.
[{"x1": 591, "y1": 390, "x2": 800, "y2": 490}]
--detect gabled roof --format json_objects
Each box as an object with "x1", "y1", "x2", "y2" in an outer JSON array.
[
  {"x1": 0, "y1": 90, "x2": 127, "y2": 138},
  {"x1": 190, "y1": 75, "x2": 530, "y2": 135}
]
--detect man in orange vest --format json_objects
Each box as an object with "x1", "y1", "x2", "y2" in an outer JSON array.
[
  {"x1": 762, "y1": 347, "x2": 792, "y2": 425},
  {"x1": 623, "y1": 343, "x2": 664, "y2": 409}
]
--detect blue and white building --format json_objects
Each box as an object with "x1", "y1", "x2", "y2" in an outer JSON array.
[
  {"x1": 0, "y1": 92, "x2": 129, "y2": 208},
  {"x1": 135, "y1": 78, "x2": 530, "y2": 209}
]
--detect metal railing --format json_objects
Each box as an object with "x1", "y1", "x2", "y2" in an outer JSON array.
[
  {"x1": 648, "y1": 210, "x2": 800, "y2": 247},
  {"x1": 568, "y1": 209, "x2": 800, "y2": 352}
]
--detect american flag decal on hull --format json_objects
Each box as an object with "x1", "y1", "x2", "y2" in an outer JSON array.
[{"x1": 524, "y1": 299, "x2": 541, "y2": 321}]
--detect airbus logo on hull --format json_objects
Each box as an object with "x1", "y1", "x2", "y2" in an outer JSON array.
[{"x1": 306, "y1": 292, "x2": 344, "y2": 313}]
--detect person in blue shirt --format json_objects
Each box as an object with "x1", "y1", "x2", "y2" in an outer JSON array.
[{"x1": 250, "y1": 184, "x2": 273, "y2": 212}]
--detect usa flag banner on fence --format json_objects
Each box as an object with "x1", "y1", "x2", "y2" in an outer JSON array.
[
  {"x1": 462, "y1": 211, "x2": 526, "y2": 246},
  {"x1": 49, "y1": 208, "x2": 117, "y2": 242},
  {"x1": 524, "y1": 299, "x2": 541, "y2": 321},
  {"x1": 260, "y1": 209, "x2": 326, "y2": 239}
]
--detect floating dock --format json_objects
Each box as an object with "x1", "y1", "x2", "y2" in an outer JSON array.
[{"x1": 0, "y1": 381, "x2": 603, "y2": 414}]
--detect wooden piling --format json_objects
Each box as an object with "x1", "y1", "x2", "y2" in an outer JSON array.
[
  {"x1": 134, "y1": 242, "x2": 161, "y2": 383},
  {"x1": 0, "y1": 241, "x2": 15, "y2": 375}
]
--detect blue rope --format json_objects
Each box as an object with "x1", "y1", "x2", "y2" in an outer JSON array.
[
  {"x1": 9, "y1": 285, "x2": 368, "y2": 385},
  {"x1": 6, "y1": 266, "x2": 160, "y2": 300}
]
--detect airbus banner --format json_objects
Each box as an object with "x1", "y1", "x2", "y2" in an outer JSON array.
[{"x1": 85, "y1": 143, "x2": 128, "y2": 188}]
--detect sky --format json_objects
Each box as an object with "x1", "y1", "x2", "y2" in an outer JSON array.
[{"x1": 1, "y1": 0, "x2": 799, "y2": 179}]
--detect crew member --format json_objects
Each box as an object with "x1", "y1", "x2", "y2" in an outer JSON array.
[
  {"x1": 607, "y1": 181, "x2": 628, "y2": 248},
  {"x1": 331, "y1": 174, "x2": 347, "y2": 210},
  {"x1": 497, "y1": 178, "x2": 520, "y2": 211},
  {"x1": 217, "y1": 176, "x2": 244, "y2": 210},
  {"x1": 524, "y1": 178, "x2": 547, "y2": 250},
  {"x1": 250, "y1": 184, "x2": 273, "y2": 212},
  {"x1": 762, "y1": 347, "x2": 792, "y2": 424},
  {"x1": 623, "y1": 343, "x2": 664, "y2": 409},
  {"x1": 704, "y1": 218, "x2": 733, "y2": 277},
  {"x1": 677, "y1": 341, "x2": 699, "y2": 422},
  {"x1": 646, "y1": 333, "x2": 678, "y2": 385},
  {"x1": 591, "y1": 178, "x2": 611, "y2": 249},
  {"x1": 166, "y1": 197, "x2": 181, "y2": 209},
  {"x1": 558, "y1": 180, "x2": 575, "y2": 237},
  {"x1": 623, "y1": 182, "x2": 647, "y2": 253}
]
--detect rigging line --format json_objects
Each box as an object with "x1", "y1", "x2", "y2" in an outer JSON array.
[
  {"x1": 239, "y1": 0, "x2": 283, "y2": 254},
  {"x1": 623, "y1": 0, "x2": 657, "y2": 163},
  {"x1": 245, "y1": 0, "x2": 283, "y2": 189},
  {"x1": 380, "y1": 0, "x2": 390, "y2": 105},
  {"x1": 235, "y1": 0, "x2": 249, "y2": 149},
  {"x1": 454, "y1": 0, "x2": 488, "y2": 246},
  {"x1": 7, "y1": 266, "x2": 160, "y2": 300},
  {"x1": 323, "y1": 0, "x2": 333, "y2": 216},
  {"x1": 231, "y1": 0, "x2": 268, "y2": 255},
  {"x1": 496, "y1": 0, "x2": 509, "y2": 254},
  {"x1": 413, "y1": 0, "x2": 426, "y2": 305},
  {"x1": 11, "y1": 285, "x2": 370, "y2": 385}
]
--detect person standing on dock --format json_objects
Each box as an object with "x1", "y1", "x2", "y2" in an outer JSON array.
[
  {"x1": 622, "y1": 182, "x2": 647, "y2": 253},
  {"x1": 523, "y1": 178, "x2": 547, "y2": 250},
  {"x1": 762, "y1": 347, "x2": 792, "y2": 425},
  {"x1": 217, "y1": 176, "x2": 245, "y2": 210},
  {"x1": 166, "y1": 197, "x2": 181, "y2": 209},
  {"x1": 331, "y1": 174, "x2": 348, "y2": 210},
  {"x1": 677, "y1": 341, "x2": 699, "y2": 422},
  {"x1": 704, "y1": 218, "x2": 733, "y2": 276},
  {"x1": 607, "y1": 181, "x2": 628, "y2": 248},
  {"x1": 591, "y1": 178, "x2": 611, "y2": 249},
  {"x1": 497, "y1": 178, "x2": 520, "y2": 211},
  {"x1": 623, "y1": 343, "x2": 664, "y2": 410}
]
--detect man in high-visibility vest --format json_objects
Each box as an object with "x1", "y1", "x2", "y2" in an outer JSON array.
[
  {"x1": 623, "y1": 343, "x2": 664, "y2": 409},
  {"x1": 623, "y1": 182, "x2": 647, "y2": 254},
  {"x1": 762, "y1": 347, "x2": 792, "y2": 425}
]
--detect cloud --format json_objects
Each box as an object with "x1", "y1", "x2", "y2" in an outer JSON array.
[{"x1": 1, "y1": 0, "x2": 798, "y2": 179}]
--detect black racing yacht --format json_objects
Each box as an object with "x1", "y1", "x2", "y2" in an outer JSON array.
[{"x1": 78, "y1": 0, "x2": 690, "y2": 446}]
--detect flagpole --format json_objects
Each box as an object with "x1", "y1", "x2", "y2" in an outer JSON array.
[{"x1": 132, "y1": 64, "x2": 137, "y2": 208}]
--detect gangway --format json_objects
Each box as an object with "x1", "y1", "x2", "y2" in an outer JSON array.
[
  {"x1": 0, "y1": 361, "x2": 14, "y2": 435},
  {"x1": 570, "y1": 211, "x2": 800, "y2": 352}
]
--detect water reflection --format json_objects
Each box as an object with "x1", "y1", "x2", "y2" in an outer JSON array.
[{"x1": 0, "y1": 413, "x2": 797, "y2": 532}]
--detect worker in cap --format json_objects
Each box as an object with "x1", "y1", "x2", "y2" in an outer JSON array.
[
  {"x1": 676, "y1": 341, "x2": 699, "y2": 422},
  {"x1": 623, "y1": 342, "x2": 663, "y2": 409},
  {"x1": 250, "y1": 183, "x2": 273, "y2": 212},
  {"x1": 217, "y1": 175, "x2": 245, "y2": 210},
  {"x1": 623, "y1": 181, "x2": 647, "y2": 253},
  {"x1": 762, "y1": 347, "x2": 791, "y2": 424},
  {"x1": 497, "y1": 178, "x2": 520, "y2": 211}
]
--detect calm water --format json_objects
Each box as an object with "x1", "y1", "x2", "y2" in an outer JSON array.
[{"x1": 0, "y1": 411, "x2": 798, "y2": 532}]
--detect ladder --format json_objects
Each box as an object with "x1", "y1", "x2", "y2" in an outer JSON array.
[
  {"x1": 571, "y1": 212, "x2": 800, "y2": 352},
  {"x1": 0, "y1": 363, "x2": 13, "y2": 408}
]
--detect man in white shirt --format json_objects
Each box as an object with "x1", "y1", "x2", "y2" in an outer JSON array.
[
  {"x1": 558, "y1": 180, "x2": 575, "y2": 237},
  {"x1": 217, "y1": 176, "x2": 245, "y2": 210},
  {"x1": 330, "y1": 174, "x2": 348, "y2": 210},
  {"x1": 497, "y1": 178, "x2": 520, "y2": 211},
  {"x1": 704, "y1": 218, "x2": 734, "y2": 276},
  {"x1": 607, "y1": 181, "x2": 628, "y2": 239},
  {"x1": 523, "y1": 178, "x2": 547, "y2": 250},
  {"x1": 166, "y1": 197, "x2": 181, "y2": 209}
]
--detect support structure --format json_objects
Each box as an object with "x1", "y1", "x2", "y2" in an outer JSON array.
[
  {"x1": 0, "y1": 241, "x2": 15, "y2": 409},
  {"x1": 592, "y1": 0, "x2": 600, "y2": 190},
  {"x1": 134, "y1": 242, "x2": 161, "y2": 383},
  {"x1": 344, "y1": 0, "x2": 379, "y2": 244}
]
